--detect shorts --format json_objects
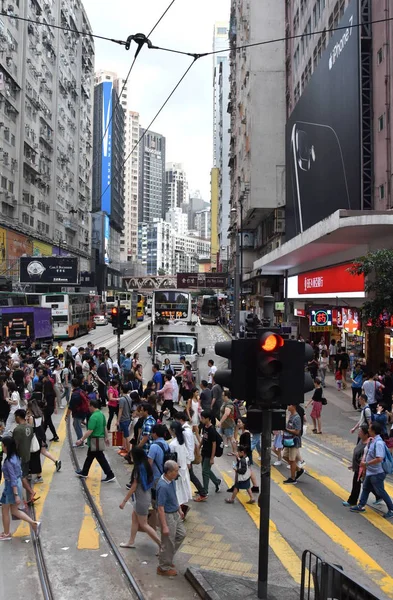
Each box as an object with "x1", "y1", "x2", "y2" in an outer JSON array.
[
  {"x1": 21, "y1": 461, "x2": 30, "y2": 478},
  {"x1": 118, "y1": 420, "x2": 131, "y2": 438},
  {"x1": 236, "y1": 478, "x2": 251, "y2": 490},
  {"x1": 283, "y1": 446, "x2": 299, "y2": 462},
  {"x1": 0, "y1": 478, "x2": 23, "y2": 505},
  {"x1": 222, "y1": 427, "x2": 235, "y2": 438}
]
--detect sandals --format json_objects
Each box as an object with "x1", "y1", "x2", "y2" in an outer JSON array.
[
  {"x1": 225, "y1": 499, "x2": 234, "y2": 504},
  {"x1": 120, "y1": 542, "x2": 136, "y2": 548},
  {"x1": 312, "y1": 429, "x2": 317, "y2": 433},
  {"x1": 247, "y1": 499, "x2": 256, "y2": 504},
  {"x1": 0, "y1": 533, "x2": 12, "y2": 541}
]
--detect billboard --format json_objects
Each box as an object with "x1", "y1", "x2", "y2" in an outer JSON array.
[
  {"x1": 101, "y1": 81, "x2": 113, "y2": 215},
  {"x1": 286, "y1": 0, "x2": 361, "y2": 240},
  {"x1": 177, "y1": 273, "x2": 228, "y2": 289},
  {"x1": 104, "y1": 214, "x2": 110, "y2": 265},
  {"x1": 20, "y1": 257, "x2": 78, "y2": 284}
]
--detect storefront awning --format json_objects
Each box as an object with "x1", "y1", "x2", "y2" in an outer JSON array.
[{"x1": 251, "y1": 210, "x2": 393, "y2": 277}]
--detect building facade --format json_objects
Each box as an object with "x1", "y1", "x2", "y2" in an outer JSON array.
[
  {"x1": 0, "y1": 0, "x2": 94, "y2": 281},
  {"x1": 138, "y1": 129, "x2": 166, "y2": 223},
  {"x1": 120, "y1": 110, "x2": 139, "y2": 263},
  {"x1": 165, "y1": 207, "x2": 188, "y2": 236},
  {"x1": 174, "y1": 233, "x2": 211, "y2": 274},
  {"x1": 165, "y1": 162, "x2": 188, "y2": 214},
  {"x1": 92, "y1": 73, "x2": 125, "y2": 292},
  {"x1": 137, "y1": 219, "x2": 173, "y2": 276},
  {"x1": 213, "y1": 23, "x2": 231, "y2": 270}
]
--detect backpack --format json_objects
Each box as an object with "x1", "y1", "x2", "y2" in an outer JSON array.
[
  {"x1": 79, "y1": 390, "x2": 90, "y2": 414},
  {"x1": 215, "y1": 429, "x2": 224, "y2": 457},
  {"x1": 60, "y1": 369, "x2": 66, "y2": 384},
  {"x1": 382, "y1": 444, "x2": 393, "y2": 475},
  {"x1": 152, "y1": 441, "x2": 178, "y2": 474}
]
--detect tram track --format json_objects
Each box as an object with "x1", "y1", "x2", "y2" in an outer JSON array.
[
  {"x1": 72, "y1": 320, "x2": 151, "y2": 355},
  {"x1": 30, "y1": 504, "x2": 54, "y2": 600},
  {"x1": 66, "y1": 419, "x2": 145, "y2": 600}
]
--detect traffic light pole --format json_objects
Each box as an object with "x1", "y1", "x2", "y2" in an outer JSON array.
[
  {"x1": 117, "y1": 296, "x2": 121, "y2": 364},
  {"x1": 258, "y1": 409, "x2": 272, "y2": 599}
]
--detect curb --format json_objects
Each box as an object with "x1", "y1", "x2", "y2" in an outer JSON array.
[{"x1": 185, "y1": 568, "x2": 221, "y2": 600}]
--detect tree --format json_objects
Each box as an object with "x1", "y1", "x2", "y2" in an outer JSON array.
[
  {"x1": 157, "y1": 268, "x2": 166, "y2": 276},
  {"x1": 349, "y1": 249, "x2": 393, "y2": 327}
]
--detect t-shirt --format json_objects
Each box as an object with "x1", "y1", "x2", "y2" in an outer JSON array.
[
  {"x1": 156, "y1": 475, "x2": 179, "y2": 513},
  {"x1": 87, "y1": 410, "x2": 106, "y2": 447},
  {"x1": 220, "y1": 401, "x2": 235, "y2": 429},
  {"x1": 201, "y1": 424, "x2": 216, "y2": 458},
  {"x1": 13, "y1": 369, "x2": 24, "y2": 387},
  {"x1": 107, "y1": 387, "x2": 119, "y2": 407},
  {"x1": 286, "y1": 413, "x2": 302, "y2": 447},
  {"x1": 208, "y1": 365, "x2": 217, "y2": 384},
  {"x1": 141, "y1": 415, "x2": 156, "y2": 453},
  {"x1": 119, "y1": 395, "x2": 132, "y2": 422},
  {"x1": 200, "y1": 388, "x2": 212, "y2": 411},
  {"x1": 211, "y1": 384, "x2": 223, "y2": 410},
  {"x1": 153, "y1": 371, "x2": 164, "y2": 389},
  {"x1": 13, "y1": 423, "x2": 34, "y2": 462},
  {"x1": 148, "y1": 438, "x2": 169, "y2": 481},
  {"x1": 363, "y1": 380, "x2": 382, "y2": 405},
  {"x1": 364, "y1": 435, "x2": 385, "y2": 475},
  {"x1": 312, "y1": 388, "x2": 323, "y2": 402}
]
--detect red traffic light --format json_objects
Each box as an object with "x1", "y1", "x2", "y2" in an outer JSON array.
[
  {"x1": 260, "y1": 333, "x2": 284, "y2": 353},
  {"x1": 111, "y1": 307, "x2": 118, "y2": 315}
]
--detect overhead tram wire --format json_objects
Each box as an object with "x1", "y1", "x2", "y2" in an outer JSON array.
[
  {"x1": 87, "y1": 0, "x2": 177, "y2": 184},
  {"x1": 96, "y1": 56, "x2": 200, "y2": 209}
]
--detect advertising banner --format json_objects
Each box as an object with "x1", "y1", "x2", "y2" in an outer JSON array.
[
  {"x1": 7, "y1": 231, "x2": 33, "y2": 277},
  {"x1": 101, "y1": 81, "x2": 113, "y2": 215},
  {"x1": 297, "y1": 262, "x2": 364, "y2": 295},
  {"x1": 285, "y1": 0, "x2": 361, "y2": 240},
  {"x1": 104, "y1": 214, "x2": 110, "y2": 265},
  {"x1": 0, "y1": 227, "x2": 6, "y2": 272},
  {"x1": 20, "y1": 257, "x2": 78, "y2": 284},
  {"x1": 33, "y1": 241, "x2": 52, "y2": 256}
]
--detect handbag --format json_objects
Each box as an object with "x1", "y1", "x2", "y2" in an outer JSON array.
[
  {"x1": 30, "y1": 434, "x2": 40, "y2": 453},
  {"x1": 283, "y1": 437, "x2": 295, "y2": 447},
  {"x1": 321, "y1": 397, "x2": 327, "y2": 406},
  {"x1": 90, "y1": 436, "x2": 106, "y2": 451}
]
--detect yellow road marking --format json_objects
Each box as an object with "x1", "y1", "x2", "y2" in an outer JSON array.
[
  {"x1": 270, "y1": 468, "x2": 393, "y2": 599},
  {"x1": 77, "y1": 459, "x2": 102, "y2": 549},
  {"x1": 219, "y1": 470, "x2": 309, "y2": 586},
  {"x1": 14, "y1": 415, "x2": 67, "y2": 537}
]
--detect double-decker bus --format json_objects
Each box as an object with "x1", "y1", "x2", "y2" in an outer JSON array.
[
  {"x1": 200, "y1": 295, "x2": 220, "y2": 325},
  {"x1": 40, "y1": 292, "x2": 94, "y2": 339},
  {"x1": 137, "y1": 293, "x2": 145, "y2": 321},
  {"x1": 106, "y1": 291, "x2": 137, "y2": 329}
]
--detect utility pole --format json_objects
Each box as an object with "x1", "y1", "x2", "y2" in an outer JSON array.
[
  {"x1": 258, "y1": 409, "x2": 272, "y2": 599},
  {"x1": 234, "y1": 229, "x2": 240, "y2": 338},
  {"x1": 116, "y1": 296, "x2": 121, "y2": 364}
]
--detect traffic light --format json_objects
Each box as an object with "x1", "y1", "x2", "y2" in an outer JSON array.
[
  {"x1": 111, "y1": 307, "x2": 119, "y2": 328},
  {"x1": 256, "y1": 330, "x2": 284, "y2": 407},
  {"x1": 214, "y1": 338, "x2": 258, "y2": 401},
  {"x1": 119, "y1": 307, "x2": 128, "y2": 330}
]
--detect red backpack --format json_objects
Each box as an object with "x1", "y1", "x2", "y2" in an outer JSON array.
[{"x1": 79, "y1": 390, "x2": 90, "y2": 414}]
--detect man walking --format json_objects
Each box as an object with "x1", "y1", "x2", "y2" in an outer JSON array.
[
  {"x1": 210, "y1": 376, "x2": 223, "y2": 420},
  {"x1": 177, "y1": 412, "x2": 206, "y2": 500},
  {"x1": 350, "y1": 422, "x2": 393, "y2": 519},
  {"x1": 283, "y1": 404, "x2": 304, "y2": 484},
  {"x1": 66, "y1": 379, "x2": 87, "y2": 448},
  {"x1": 351, "y1": 393, "x2": 372, "y2": 435},
  {"x1": 156, "y1": 460, "x2": 186, "y2": 576},
  {"x1": 13, "y1": 409, "x2": 35, "y2": 503},
  {"x1": 194, "y1": 410, "x2": 221, "y2": 501}
]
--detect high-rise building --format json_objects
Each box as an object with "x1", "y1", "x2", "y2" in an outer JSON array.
[
  {"x1": 194, "y1": 208, "x2": 211, "y2": 240},
  {"x1": 165, "y1": 207, "x2": 188, "y2": 236},
  {"x1": 185, "y1": 191, "x2": 210, "y2": 231},
  {"x1": 213, "y1": 23, "x2": 231, "y2": 271},
  {"x1": 138, "y1": 219, "x2": 173, "y2": 276},
  {"x1": 0, "y1": 0, "x2": 94, "y2": 280},
  {"x1": 138, "y1": 129, "x2": 166, "y2": 222},
  {"x1": 120, "y1": 110, "x2": 139, "y2": 262},
  {"x1": 92, "y1": 72, "x2": 125, "y2": 292},
  {"x1": 165, "y1": 162, "x2": 188, "y2": 214}
]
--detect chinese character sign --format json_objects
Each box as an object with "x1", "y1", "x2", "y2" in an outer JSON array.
[{"x1": 310, "y1": 309, "x2": 332, "y2": 327}]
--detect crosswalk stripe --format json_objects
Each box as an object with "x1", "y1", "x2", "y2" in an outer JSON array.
[
  {"x1": 270, "y1": 467, "x2": 393, "y2": 599},
  {"x1": 219, "y1": 469, "x2": 310, "y2": 586}
]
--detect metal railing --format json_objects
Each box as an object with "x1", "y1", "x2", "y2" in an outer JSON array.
[{"x1": 300, "y1": 550, "x2": 380, "y2": 600}]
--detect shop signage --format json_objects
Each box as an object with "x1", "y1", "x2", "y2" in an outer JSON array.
[
  {"x1": 310, "y1": 309, "x2": 332, "y2": 327},
  {"x1": 294, "y1": 308, "x2": 306, "y2": 317},
  {"x1": 297, "y1": 263, "x2": 364, "y2": 295},
  {"x1": 310, "y1": 325, "x2": 333, "y2": 332},
  {"x1": 275, "y1": 302, "x2": 285, "y2": 311},
  {"x1": 177, "y1": 273, "x2": 228, "y2": 289}
]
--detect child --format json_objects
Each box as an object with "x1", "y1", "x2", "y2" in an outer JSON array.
[
  {"x1": 335, "y1": 367, "x2": 343, "y2": 391},
  {"x1": 225, "y1": 445, "x2": 255, "y2": 505},
  {"x1": 272, "y1": 430, "x2": 283, "y2": 466},
  {"x1": 226, "y1": 418, "x2": 259, "y2": 493}
]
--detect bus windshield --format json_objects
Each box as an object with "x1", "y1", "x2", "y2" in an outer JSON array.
[{"x1": 156, "y1": 335, "x2": 197, "y2": 355}]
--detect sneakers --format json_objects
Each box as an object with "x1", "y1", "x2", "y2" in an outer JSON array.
[
  {"x1": 226, "y1": 486, "x2": 234, "y2": 493},
  {"x1": 372, "y1": 499, "x2": 383, "y2": 506},
  {"x1": 215, "y1": 479, "x2": 222, "y2": 493},
  {"x1": 273, "y1": 461, "x2": 282, "y2": 466},
  {"x1": 73, "y1": 443, "x2": 84, "y2": 448},
  {"x1": 101, "y1": 475, "x2": 116, "y2": 483},
  {"x1": 283, "y1": 478, "x2": 297, "y2": 485},
  {"x1": 50, "y1": 436, "x2": 59, "y2": 442},
  {"x1": 33, "y1": 477, "x2": 44, "y2": 484},
  {"x1": 383, "y1": 510, "x2": 393, "y2": 519},
  {"x1": 193, "y1": 495, "x2": 207, "y2": 502},
  {"x1": 55, "y1": 460, "x2": 62, "y2": 472},
  {"x1": 126, "y1": 482, "x2": 132, "y2": 490},
  {"x1": 251, "y1": 486, "x2": 259, "y2": 493},
  {"x1": 295, "y1": 468, "x2": 305, "y2": 481},
  {"x1": 342, "y1": 501, "x2": 352, "y2": 507},
  {"x1": 157, "y1": 567, "x2": 177, "y2": 577},
  {"x1": 75, "y1": 471, "x2": 88, "y2": 478},
  {"x1": 350, "y1": 505, "x2": 365, "y2": 513}
]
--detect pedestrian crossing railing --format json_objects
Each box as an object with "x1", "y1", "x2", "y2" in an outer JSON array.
[{"x1": 300, "y1": 550, "x2": 380, "y2": 600}]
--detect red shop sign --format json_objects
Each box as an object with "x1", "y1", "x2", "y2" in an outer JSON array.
[{"x1": 298, "y1": 263, "x2": 364, "y2": 295}]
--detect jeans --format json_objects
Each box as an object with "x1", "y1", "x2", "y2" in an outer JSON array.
[
  {"x1": 351, "y1": 387, "x2": 361, "y2": 408},
  {"x1": 107, "y1": 405, "x2": 118, "y2": 431},
  {"x1": 251, "y1": 434, "x2": 261, "y2": 455},
  {"x1": 63, "y1": 386, "x2": 71, "y2": 404},
  {"x1": 347, "y1": 469, "x2": 381, "y2": 506},
  {"x1": 359, "y1": 472, "x2": 393, "y2": 511},
  {"x1": 189, "y1": 464, "x2": 206, "y2": 496},
  {"x1": 319, "y1": 368, "x2": 327, "y2": 386},
  {"x1": 73, "y1": 417, "x2": 83, "y2": 441},
  {"x1": 80, "y1": 448, "x2": 114, "y2": 478},
  {"x1": 43, "y1": 408, "x2": 57, "y2": 438},
  {"x1": 202, "y1": 457, "x2": 220, "y2": 494}
]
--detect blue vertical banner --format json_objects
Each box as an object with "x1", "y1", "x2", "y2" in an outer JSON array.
[
  {"x1": 101, "y1": 81, "x2": 113, "y2": 214},
  {"x1": 104, "y1": 214, "x2": 110, "y2": 265}
]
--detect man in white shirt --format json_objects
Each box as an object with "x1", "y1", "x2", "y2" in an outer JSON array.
[
  {"x1": 207, "y1": 359, "x2": 217, "y2": 386},
  {"x1": 176, "y1": 412, "x2": 206, "y2": 499}
]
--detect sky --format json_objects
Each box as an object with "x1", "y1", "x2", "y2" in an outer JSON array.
[{"x1": 82, "y1": 0, "x2": 231, "y2": 201}]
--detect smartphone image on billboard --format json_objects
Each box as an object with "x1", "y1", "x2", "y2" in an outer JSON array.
[{"x1": 290, "y1": 121, "x2": 350, "y2": 234}]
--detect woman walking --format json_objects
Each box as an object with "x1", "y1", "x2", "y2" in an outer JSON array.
[
  {"x1": 43, "y1": 373, "x2": 58, "y2": 442},
  {"x1": 4, "y1": 381, "x2": 20, "y2": 434},
  {"x1": 343, "y1": 424, "x2": 381, "y2": 508},
  {"x1": 119, "y1": 447, "x2": 160, "y2": 549},
  {"x1": 318, "y1": 350, "x2": 329, "y2": 387},
  {"x1": 0, "y1": 437, "x2": 41, "y2": 540},
  {"x1": 26, "y1": 399, "x2": 61, "y2": 483},
  {"x1": 186, "y1": 388, "x2": 201, "y2": 444},
  {"x1": 351, "y1": 364, "x2": 364, "y2": 410},
  {"x1": 106, "y1": 379, "x2": 120, "y2": 432},
  {"x1": 306, "y1": 378, "x2": 323, "y2": 434},
  {"x1": 169, "y1": 421, "x2": 192, "y2": 518}
]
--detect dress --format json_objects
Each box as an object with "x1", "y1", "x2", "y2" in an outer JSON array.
[
  {"x1": 190, "y1": 399, "x2": 200, "y2": 426},
  {"x1": 169, "y1": 438, "x2": 192, "y2": 505}
]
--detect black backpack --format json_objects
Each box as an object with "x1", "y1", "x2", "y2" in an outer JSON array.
[
  {"x1": 152, "y1": 441, "x2": 178, "y2": 474},
  {"x1": 215, "y1": 429, "x2": 224, "y2": 457}
]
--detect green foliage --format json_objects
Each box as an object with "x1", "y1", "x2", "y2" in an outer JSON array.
[{"x1": 349, "y1": 249, "x2": 393, "y2": 328}]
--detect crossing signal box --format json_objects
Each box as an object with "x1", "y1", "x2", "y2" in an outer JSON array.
[
  {"x1": 119, "y1": 307, "x2": 128, "y2": 330},
  {"x1": 257, "y1": 331, "x2": 284, "y2": 407},
  {"x1": 214, "y1": 339, "x2": 258, "y2": 401},
  {"x1": 111, "y1": 307, "x2": 119, "y2": 328}
]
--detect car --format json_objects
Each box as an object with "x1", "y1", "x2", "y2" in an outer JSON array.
[{"x1": 94, "y1": 315, "x2": 108, "y2": 326}]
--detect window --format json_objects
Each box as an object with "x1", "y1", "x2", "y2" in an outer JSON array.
[
  {"x1": 8, "y1": 181, "x2": 13, "y2": 193},
  {"x1": 377, "y1": 48, "x2": 383, "y2": 65},
  {"x1": 379, "y1": 184, "x2": 385, "y2": 200},
  {"x1": 11, "y1": 134, "x2": 15, "y2": 146},
  {"x1": 313, "y1": 1, "x2": 321, "y2": 28},
  {"x1": 293, "y1": 9, "x2": 299, "y2": 32},
  {"x1": 378, "y1": 115, "x2": 385, "y2": 131},
  {"x1": 1, "y1": 176, "x2": 6, "y2": 189},
  {"x1": 217, "y1": 27, "x2": 227, "y2": 35}
]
